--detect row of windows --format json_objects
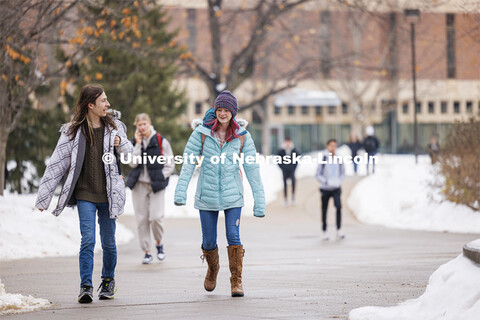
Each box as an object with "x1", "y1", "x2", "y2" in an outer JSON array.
[
  {"x1": 274, "y1": 103, "x2": 349, "y2": 116},
  {"x1": 194, "y1": 100, "x2": 479, "y2": 116},
  {"x1": 401, "y1": 101, "x2": 479, "y2": 115}
]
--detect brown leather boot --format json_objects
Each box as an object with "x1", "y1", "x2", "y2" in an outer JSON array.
[
  {"x1": 227, "y1": 245, "x2": 245, "y2": 297},
  {"x1": 201, "y1": 246, "x2": 219, "y2": 292}
]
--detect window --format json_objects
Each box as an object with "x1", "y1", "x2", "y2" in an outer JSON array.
[
  {"x1": 342, "y1": 102, "x2": 348, "y2": 114},
  {"x1": 428, "y1": 102, "x2": 435, "y2": 114},
  {"x1": 466, "y1": 101, "x2": 473, "y2": 113},
  {"x1": 454, "y1": 101, "x2": 460, "y2": 113},
  {"x1": 415, "y1": 102, "x2": 421, "y2": 114},
  {"x1": 195, "y1": 102, "x2": 202, "y2": 115},
  {"x1": 402, "y1": 102, "x2": 409, "y2": 114},
  {"x1": 328, "y1": 106, "x2": 335, "y2": 115},
  {"x1": 446, "y1": 14, "x2": 456, "y2": 79},
  {"x1": 288, "y1": 105, "x2": 295, "y2": 115},
  {"x1": 315, "y1": 106, "x2": 322, "y2": 115},
  {"x1": 371, "y1": 103, "x2": 376, "y2": 112},
  {"x1": 274, "y1": 105, "x2": 281, "y2": 115},
  {"x1": 441, "y1": 101, "x2": 448, "y2": 114},
  {"x1": 301, "y1": 105, "x2": 309, "y2": 115}
]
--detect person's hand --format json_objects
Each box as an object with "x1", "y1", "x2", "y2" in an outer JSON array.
[
  {"x1": 253, "y1": 208, "x2": 265, "y2": 218},
  {"x1": 114, "y1": 135, "x2": 121, "y2": 147},
  {"x1": 134, "y1": 130, "x2": 142, "y2": 145},
  {"x1": 174, "y1": 202, "x2": 185, "y2": 206},
  {"x1": 38, "y1": 209, "x2": 44, "y2": 212}
]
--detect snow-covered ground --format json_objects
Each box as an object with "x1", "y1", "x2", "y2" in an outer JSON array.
[
  {"x1": 0, "y1": 192, "x2": 134, "y2": 261},
  {"x1": 347, "y1": 154, "x2": 480, "y2": 234},
  {"x1": 0, "y1": 279, "x2": 50, "y2": 315},
  {"x1": 349, "y1": 240, "x2": 480, "y2": 320}
]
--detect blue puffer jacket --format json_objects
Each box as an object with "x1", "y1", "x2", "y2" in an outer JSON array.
[{"x1": 174, "y1": 119, "x2": 265, "y2": 217}]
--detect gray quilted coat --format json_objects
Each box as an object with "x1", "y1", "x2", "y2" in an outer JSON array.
[{"x1": 35, "y1": 118, "x2": 133, "y2": 219}]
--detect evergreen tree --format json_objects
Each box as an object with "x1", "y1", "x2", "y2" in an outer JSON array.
[{"x1": 64, "y1": 0, "x2": 189, "y2": 162}]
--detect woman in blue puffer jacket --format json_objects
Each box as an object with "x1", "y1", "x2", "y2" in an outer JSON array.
[{"x1": 174, "y1": 90, "x2": 265, "y2": 298}]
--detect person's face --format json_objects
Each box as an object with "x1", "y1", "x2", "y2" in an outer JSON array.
[
  {"x1": 327, "y1": 141, "x2": 337, "y2": 153},
  {"x1": 88, "y1": 92, "x2": 110, "y2": 117},
  {"x1": 285, "y1": 140, "x2": 292, "y2": 149},
  {"x1": 216, "y1": 107, "x2": 232, "y2": 125},
  {"x1": 136, "y1": 120, "x2": 151, "y2": 136}
]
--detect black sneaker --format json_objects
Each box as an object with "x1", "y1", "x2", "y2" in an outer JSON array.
[
  {"x1": 78, "y1": 285, "x2": 93, "y2": 303},
  {"x1": 98, "y1": 278, "x2": 116, "y2": 300},
  {"x1": 156, "y1": 244, "x2": 165, "y2": 261}
]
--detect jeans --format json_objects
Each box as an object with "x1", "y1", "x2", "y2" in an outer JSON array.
[
  {"x1": 199, "y1": 207, "x2": 242, "y2": 251},
  {"x1": 320, "y1": 188, "x2": 342, "y2": 231},
  {"x1": 282, "y1": 170, "x2": 296, "y2": 199},
  {"x1": 77, "y1": 200, "x2": 117, "y2": 286}
]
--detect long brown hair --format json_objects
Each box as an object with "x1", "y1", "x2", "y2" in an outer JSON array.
[{"x1": 67, "y1": 84, "x2": 117, "y2": 146}]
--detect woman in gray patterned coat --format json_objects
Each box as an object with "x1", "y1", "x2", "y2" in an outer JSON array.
[{"x1": 35, "y1": 84, "x2": 133, "y2": 303}]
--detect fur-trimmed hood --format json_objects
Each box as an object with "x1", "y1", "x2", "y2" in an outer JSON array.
[{"x1": 190, "y1": 118, "x2": 249, "y2": 130}]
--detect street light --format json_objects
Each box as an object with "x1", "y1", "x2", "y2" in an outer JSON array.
[{"x1": 404, "y1": 9, "x2": 420, "y2": 164}]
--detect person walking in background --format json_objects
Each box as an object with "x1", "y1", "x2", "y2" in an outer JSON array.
[
  {"x1": 427, "y1": 136, "x2": 440, "y2": 164},
  {"x1": 174, "y1": 90, "x2": 265, "y2": 298},
  {"x1": 363, "y1": 126, "x2": 380, "y2": 175},
  {"x1": 347, "y1": 133, "x2": 362, "y2": 175},
  {"x1": 316, "y1": 139, "x2": 345, "y2": 241},
  {"x1": 35, "y1": 84, "x2": 133, "y2": 303},
  {"x1": 277, "y1": 137, "x2": 299, "y2": 207},
  {"x1": 126, "y1": 113, "x2": 175, "y2": 265}
]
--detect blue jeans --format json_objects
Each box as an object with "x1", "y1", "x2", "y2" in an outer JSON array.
[
  {"x1": 77, "y1": 200, "x2": 117, "y2": 286},
  {"x1": 199, "y1": 207, "x2": 242, "y2": 251}
]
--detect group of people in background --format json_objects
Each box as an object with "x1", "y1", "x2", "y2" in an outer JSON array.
[
  {"x1": 277, "y1": 126, "x2": 380, "y2": 241},
  {"x1": 35, "y1": 85, "x2": 265, "y2": 303}
]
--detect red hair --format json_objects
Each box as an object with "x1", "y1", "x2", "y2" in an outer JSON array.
[{"x1": 205, "y1": 118, "x2": 240, "y2": 142}]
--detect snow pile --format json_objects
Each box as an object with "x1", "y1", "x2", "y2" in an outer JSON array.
[
  {"x1": 0, "y1": 279, "x2": 50, "y2": 315},
  {"x1": 349, "y1": 248, "x2": 480, "y2": 320},
  {"x1": 347, "y1": 155, "x2": 480, "y2": 233},
  {"x1": 0, "y1": 192, "x2": 134, "y2": 261}
]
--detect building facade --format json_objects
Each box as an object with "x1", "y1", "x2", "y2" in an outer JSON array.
[{"x1": 163, "y1": 1, "x2": 480, "y2": 154}]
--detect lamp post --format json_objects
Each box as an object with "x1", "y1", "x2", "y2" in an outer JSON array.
[{"x1": 404, "y1": 9, "x2": 420, "y2": 164}]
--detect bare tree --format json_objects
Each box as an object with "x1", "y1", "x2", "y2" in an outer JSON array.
[
  {"x1": 0, "y1": 0, "x2": 80, "y2": 195},
  {"x1": 180, "y1": 0, "x2": 315, "y2": 153}
]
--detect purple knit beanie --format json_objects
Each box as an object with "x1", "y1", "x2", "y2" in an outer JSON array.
[{"x1": 214, "y1": 90, "x2": 238, "y2": 117}]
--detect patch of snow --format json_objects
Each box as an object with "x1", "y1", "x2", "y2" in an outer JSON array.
[
  {"x1": 349, "y1": 253, "x2": 480, "y2": 320},
  {"x1": 0, "y1": 192, "x2": 134, "y2": 261},
  {"x1": 0, "y1": 279, "x2": 50, "y2": 315},
  {"x1": 347, "y1": 154, "x2": 480, "y2": 234}
]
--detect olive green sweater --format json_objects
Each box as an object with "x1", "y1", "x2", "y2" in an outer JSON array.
[{"x1": 74, "y1": 125, "x2": 108, "y2": 203}]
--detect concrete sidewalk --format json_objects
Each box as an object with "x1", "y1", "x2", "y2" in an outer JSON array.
[{"x1": 1, "y1": 176, "x2": 477, "y2": 319}]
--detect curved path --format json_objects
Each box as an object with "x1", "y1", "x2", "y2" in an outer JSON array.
[{"x1": 1, "y1": 176, "x2": 477, "y2": 319}]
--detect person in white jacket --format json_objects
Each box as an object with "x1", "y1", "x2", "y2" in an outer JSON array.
[
  {"x1": 126, "y1": 113, "x2": 175, "y2": 264},
  {"x1": 315, "y1": 139, "x2": 345, "y2": 241}
]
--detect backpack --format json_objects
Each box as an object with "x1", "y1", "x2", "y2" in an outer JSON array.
[
  {"x1": 364, "y1": 137, "x2": 377, "y2": 152},
  {"x1": 156, "y1": 133, "x2": 163, "y2": 155}
]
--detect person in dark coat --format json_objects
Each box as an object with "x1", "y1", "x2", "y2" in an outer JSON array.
[
  {"x1": 347, "y1": 133, "x2": 362, "y2": 175},
  {"x1": 363, "y1": 126, "x2": 380, "y2": 175},
  {"x1": 277, "y1": 138, "x2": 299, "y2": 207}
]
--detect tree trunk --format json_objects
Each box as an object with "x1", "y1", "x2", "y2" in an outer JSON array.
[
  {"x1": 0, "y1": 126, "x2": 9, "y2": 195},
  {"x1": 260, "y1": 103, "x2": 271, "y2": 155}
]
